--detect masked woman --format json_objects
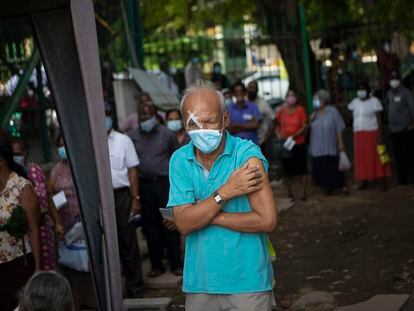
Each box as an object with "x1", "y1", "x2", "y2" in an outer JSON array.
[
  {"x1": 348, "y1": 82, "x2": 391, "y2": 191},
  {"x1": 275, "y1": 89, "x2": 308, "y2": 200},
  {"x1": 12, "y1": 139, "x2": 56, "y2": 271},
  {"x1": 309, "y1": 90, "x2": 348, "y2": 195},
  {"x1": 48, "y1": 134, "x2": 96, "y2": 310},
  {"x1": 166, "y1": 109, "x2": 190, "y2": 147},
  {"x1": 0, "y1": 141, "x2": 41, "y2": 311}
]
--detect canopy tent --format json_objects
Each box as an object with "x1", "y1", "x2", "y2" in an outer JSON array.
[
  {"x1": 0, "y1": 1, "x2": 122, "y2": 310},
  {"x1": 129, "y1": 67, "x2": 179, "y2": 111}
]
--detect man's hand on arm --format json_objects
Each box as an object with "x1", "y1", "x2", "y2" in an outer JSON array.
[
  {"x1": 173, "y1": 163, "x2": 263, "y2": 235},
  {"x1": 212, "y1": 158, "x2": 278, "y2": 233}
]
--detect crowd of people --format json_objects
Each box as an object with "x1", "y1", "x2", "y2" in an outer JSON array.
[{"x1": 1, "y1": 59, "x2": 414, "y2": 310}]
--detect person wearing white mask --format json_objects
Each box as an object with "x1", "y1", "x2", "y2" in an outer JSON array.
[
  {"x1": 275, "y1": 89, "x2": 308, "y2": 200},
  {"x1": 348, "y1": 82, "x2": 391, "y2": 191},
  {"x1": 167, "y1": 81, "x2": 277, "y2": 311},
  {"x1": 128, "y1": 103, "x2": 182, "y2": 277},
  {"x1": 166, "y1": 108, "x2": 190, "y2": 147},
  {"x1": 105, "y1": 102, "x2": 144, "y2": 298},
  {"x1": 387, "y1": 70, "x2": 414, "y2": 185},
  {"x1": 309, "y1": 90, "x2": 348, "y2": 195}
]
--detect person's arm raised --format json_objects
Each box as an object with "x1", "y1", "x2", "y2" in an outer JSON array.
[
  {"x1": 212, "y1": 157, "x2": 277, "y2": 233},
  {"x1": 173, "y1": 163, "x2": 263, "y2": 236}
]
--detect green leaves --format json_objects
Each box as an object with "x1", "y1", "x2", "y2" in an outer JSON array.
[{"x1": 0, "y1": 205, "x2": 27, "y2": 240}]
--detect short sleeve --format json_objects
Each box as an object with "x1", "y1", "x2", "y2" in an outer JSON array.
[
  {"x1": 124, "y1": 136, "x2": 140, "y2": 167},
  {"x1": 372, "y1": 97, "x2": 383, "y2": 112},
  {"x1": 251, "y1": 104, "x2": 262, "y2": 121},
  {"x1": 331, "y1": 107, "x2": 345, "y2": 134},
  {"x1": 298, "y1": 106, "x2": 307, "y2": 123},
  {"x1": 236, "y1": 140, "x2": 269, "y2": 173},
  {"x1": 50, "y1": 163, "x2": 59, "y2": 182},
  {"x1": 348, "y1": 99, "x2": 356, "y2": 111},
  {"x1": 167, "y1": 151, "x2": 195, "y2": 208},
  {"x1": 275, "y1": 108, "x2": 282, "y2": 124},
  {"x1": 17, "y1": 175, "x2": 32, "y2": 193}
]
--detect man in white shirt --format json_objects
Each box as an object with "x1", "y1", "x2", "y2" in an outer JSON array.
[{"x1": 105, "y1": 102, "x2": 144, "y2": 298}]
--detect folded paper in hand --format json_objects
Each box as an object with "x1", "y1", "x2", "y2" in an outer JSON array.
[
  {"x1": 52, "y1": 191, "x2": 67, "y2": 210},
  {"x1": 283, "y1": 137, "x2": 296, "y2": 151},
  {"x1": 159, "y1": 208, "x2": 173, "y2": 220}
]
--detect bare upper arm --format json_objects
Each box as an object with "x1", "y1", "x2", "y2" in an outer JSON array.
[
  {"x1": 21, "y1": 184, "x2": 40, "y2": 223},
  {"x1": 246, "y1": 157, "x2": 277, "y2": 220}
]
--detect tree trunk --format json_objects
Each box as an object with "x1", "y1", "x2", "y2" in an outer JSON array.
[{"x1": 255, "y1": 0, "x2": 306, "y2": 97}]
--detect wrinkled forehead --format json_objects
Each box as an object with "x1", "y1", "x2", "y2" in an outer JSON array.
[{"x1": 182, "y1": 91, "x2": 222, "y2": 121}]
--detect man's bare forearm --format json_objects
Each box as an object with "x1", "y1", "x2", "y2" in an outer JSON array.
[
  {"x1": 212, "y1": 211, "x2": 275, "y2": 233},
  {"x1": 173, "y1": 196, "x2": 222, "y2": 236},
  {"x1": 128, "y1": 167, "x2": 140, "y2": 198}
]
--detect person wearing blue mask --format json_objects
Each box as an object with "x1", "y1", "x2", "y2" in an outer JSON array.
[
  {"x1": 309, "y1": 90, "x2": 348, "y2": 196},
  {"x1": 128, "y1": 103, "x2": 182, "y2": 277},
  {"x1": 49, "y1": 134, "x2": 97, "y2": 309},
  {"x1": 166, "y1": 109, "x2": 190, "y2": 147},
  {"x1": 104, "y1": 101, "x2": 144, "y2": 298},
  {"x1": 167, "y1": 81, "x2": 277, "y2": 311}
]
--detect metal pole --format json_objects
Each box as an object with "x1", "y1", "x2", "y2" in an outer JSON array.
[
  {"x1": 120, "y1": 0, "x2": 139, "y2": 68},
  {"x1": 36, "y1": 63, "x2": 51, "y2": 162},
  {"x1": 299, "y1": 4, "x2": 313, "y2": 114},
  {"x1": 1, "y1": 48, "x2": 40, "y2": 128}
]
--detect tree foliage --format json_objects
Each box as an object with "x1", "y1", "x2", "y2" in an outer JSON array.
[
  {"x1": 141, "y1": 0, "x2": 256, "y2": 33},
  {"x1": 93, "y1": 0, "x2": 414, "y2": 91}
]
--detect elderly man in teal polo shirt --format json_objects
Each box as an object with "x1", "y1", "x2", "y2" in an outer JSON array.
[{"x1": 167, "y1": 81, "x2": 278, "y2": 311}]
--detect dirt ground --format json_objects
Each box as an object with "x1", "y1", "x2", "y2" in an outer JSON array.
[{"x1": 146, "y1": 178, "x2": 414, "y2": 310}]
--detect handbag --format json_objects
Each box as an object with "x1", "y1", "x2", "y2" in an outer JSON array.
[
  {"x1": 339, "y1": 151, "x2": 351, "y2": 171},
  {"x1": 377, "y1": 144, "x2": 391, "y2": 165},
  {"x1": 58, "y1": 239, "x2": 90, "y2": 272}
]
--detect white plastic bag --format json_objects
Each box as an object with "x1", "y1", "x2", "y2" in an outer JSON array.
[
  {"x1": 339, "y1": 151, "x2": 351, "y2": 171},
  {"x1": 58, "y1": 240, "x2": 89, "y2": 272}
]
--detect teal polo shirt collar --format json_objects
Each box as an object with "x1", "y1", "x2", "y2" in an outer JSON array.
[{"x1": 185, "y1": 130, "x2": 235, "y2": 161}]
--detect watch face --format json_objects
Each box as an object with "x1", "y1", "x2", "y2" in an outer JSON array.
[{"x1": 214, "y1": 194, "x2": 222, "y2": 203}]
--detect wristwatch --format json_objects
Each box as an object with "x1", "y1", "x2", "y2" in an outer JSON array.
[
  {"x1": 213, "y1": 191, "x2": 225, "y2": 206},
  {"x1": 133, "y1": 195, "x2": 140, "y2": 201}
]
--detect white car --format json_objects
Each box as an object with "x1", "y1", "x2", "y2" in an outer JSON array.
[{"x1": 242, "y1": 71, "x2": 289, "y2": 103}]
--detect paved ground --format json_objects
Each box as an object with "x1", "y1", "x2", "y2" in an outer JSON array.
[{"x1": 142, "y1": 178, "x2": 414, "y2": 310}]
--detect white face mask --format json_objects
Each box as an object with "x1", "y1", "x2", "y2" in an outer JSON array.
[
  {"x1": 357, "y1": 90, "x2": 367, "y2": 99},
  {"x1": 390, "y1": 79, "x2": 400, "y2": 89}
]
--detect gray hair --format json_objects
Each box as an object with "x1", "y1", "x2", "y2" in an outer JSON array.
[
  {"x1": 19, "y1": 271, "x2": 73, "y2": 311},
  {"x1": 315, "y1": 89, "x2": 330, "y2": 104},
  {"x1": 180, "y1": 81, "x2": 226, "y2": 114}
]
